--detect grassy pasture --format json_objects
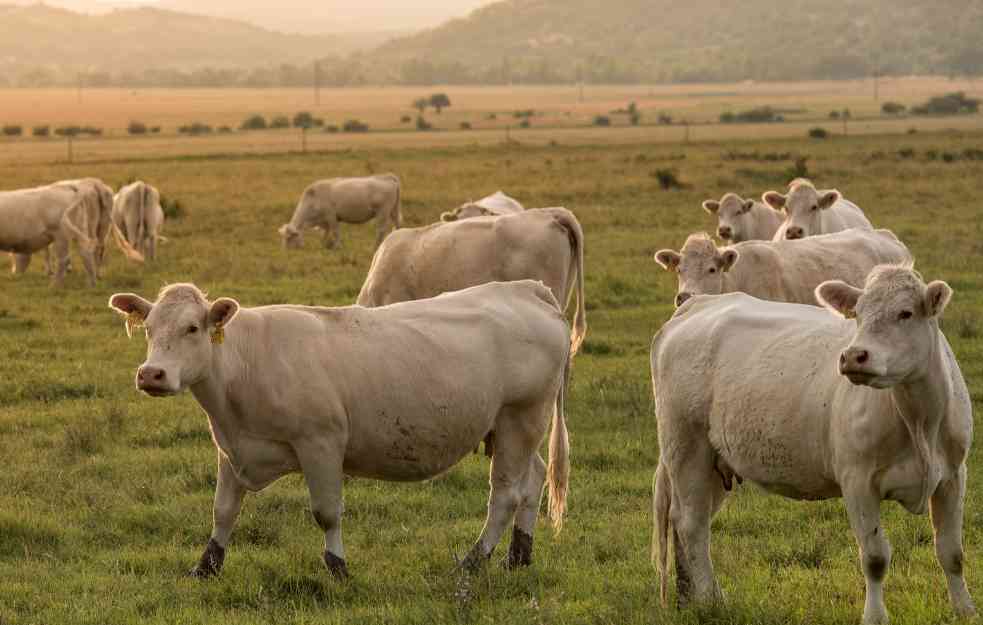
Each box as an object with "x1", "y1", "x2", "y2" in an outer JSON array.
[{"x1": 0, "y1": 114, "x2": 982, "y2": 624}]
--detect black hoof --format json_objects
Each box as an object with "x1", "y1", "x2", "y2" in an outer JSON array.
[
  {"x1": 324, "y1": 550, "x2": 349, "y2": 581},
  {"x1": 189, "y1": 538, "x2": 225, "y2": 578},
  {"x1": 458, "y1": 543, "x2": 492, "y2": 574},
  {"x1": 505, "y1": 527, "x2": 533, "y2": 569}
]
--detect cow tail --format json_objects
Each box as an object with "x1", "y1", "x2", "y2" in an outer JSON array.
[
  {"x1": 111, "y1": 221, "x2": 144, "y2": 263},
  {"x1": 552, "y1": 208, "x2": 587, "y2": 358},
  {"x1": 547, "y1": 354, "x2": 571, "y2": 532},
  {"x1": 60, "y1": 200, "x2": 96, "y2": 253},
  {"x1": 654, "y1": 462, "x2": 672, "y2": 606}
]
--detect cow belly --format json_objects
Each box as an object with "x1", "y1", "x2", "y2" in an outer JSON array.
[
  {"x1": 0, "y1": 231, "x2": 52, "y2": 254},
  {"x1": 224, "y1": 435, "x2": 300, "y2": 492}
]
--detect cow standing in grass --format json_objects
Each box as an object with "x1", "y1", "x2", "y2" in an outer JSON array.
[
  {"x1": 279, "y1": 174, "x2": 401, "y2": 251},
  {"x1": 764, "y1": 178, "x2": 872, "y2": 240},
  {"x1": 113, "y1": 180, "x2": 164, "y2": 262},
  {"x1": 109, "y1": 280, "x2": 571, "y2": 579},
  {"x1": 702, "y1": 192, "x2": 783, "y2": 242},
  {"x1": 651, "y1": 265, "x2": 975, "y2": 624},
  {"x1": 441, "y1": 190, "x2": 524, "y2": 221}
]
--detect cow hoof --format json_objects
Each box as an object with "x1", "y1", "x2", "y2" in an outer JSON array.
[
  {"x1": 324, "y1": 551, "x2": 349, "y2": 581},
  {"x1": 458, "y1": 544, "x2": 491, "y2": 574},
  {"x1": 188, "y1": 538, "x2": 225, "y2": 579},
  {"x1": 504, "y1": 527, "x2": 533, "y2": 569}
]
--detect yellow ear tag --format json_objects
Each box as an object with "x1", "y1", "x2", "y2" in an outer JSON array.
[
  {"x1": 125, "y1": 311, "x2": 144, "y2": 339},
  {"x1": 211, "y1": 323, "x2": 225, "y2": 345},
  {"x1": 843, "y1": 310, "x2": 856, "y2": 320}
]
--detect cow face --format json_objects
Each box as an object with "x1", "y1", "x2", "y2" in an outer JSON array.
[
  {"x1": 278, "y1": 224, "x2": 304, "y2": 249},
  {"x1": 655, "y1": 235, "x2": 738, "y2": 307},
  {"x1": 704, "y1": 193, "x2": 755, "y2": 242},
  {"x1": 816, "y1": 266, "x2": 950, "y2": 389},
  {"x1": 764, "y1": 183, "x2": 840, "y2": 240},
  {"x1": 441, "y1": 203, "x2": 491, "y2": 222},
  {"x1": 109, "y1": 285, "x2": 240, "y2": 396}
]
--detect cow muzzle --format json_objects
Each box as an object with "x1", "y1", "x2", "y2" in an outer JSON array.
[
  {"x1": 785, "y1": 226, "x2": 804, "y2": 240},
  {"x1": 838, "y1": 347, "x2": 883, "y2": 386},
  {"x1": 717, "y1": 226, "x2": 732, "y2": 240},
  {"x1": 136, "y1": 365, "x2": 178, "y2": 396},
  {"x1": 675, "y1": 292, "x2": 693, "y2": 307}
]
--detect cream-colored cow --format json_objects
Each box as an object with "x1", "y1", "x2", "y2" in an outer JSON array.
[
  {"x1": 763, "y1": 178, "x2": 872, "y2": 240},
  {"x1": 441, "y1": 191, "x2": 524, "y2": 221},
  {"x1": 279, "y1": 174, "x2": 401, "y2": 250},
  {"x1": 655, "y1": 229, "x2": 910, "y2": 308},
  {"x1": 702, "y1": 192, "x2": 783, "y2": 242},
  {"x1": 113, "y1": 181, "x2": 164, "y2": 261},
  {"x1": 357, "y1": 207, "x2": 586, "y2": 357},
  {"x1": 651, "y1": 265, "x2": 975, "y2": 624},
  {"x1": 109, "y1": 280, "x2": 571, "y2": 579}
]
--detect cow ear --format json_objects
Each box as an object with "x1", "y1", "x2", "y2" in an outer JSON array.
[
  {"x1": 109, "y1": 293, "x2": 153, "y2": 338},
  {"x1": 440, "y1": 210, "x2": 458, "y2": 222},
  {"x1": 208, "y1": 298, "x2": 240, "y2": 329},
  {"x1": 654, "y1": 249, "x2": 681, "y2": 271},
  {"x1": 818, "y1": 190, "x2": 841, "y2": 210},
  {"x1": 741, "y1": 199, "x2": 755, "y2": 214},
  {"x1": 702, "y1": 200, "x2": 720, "y2": 215},
  {"x1": 815, "y1": 280, "x2": 863, "y2": 318},
  {"x1": 762, "y1": 191, "x2": 786, "y2": 211},
  {"x1": 923, "y1": 281, "x2": 952, "y2": 318},
  {"x1": 720, "y1": 249, "x2": 739, "y2": 272}
]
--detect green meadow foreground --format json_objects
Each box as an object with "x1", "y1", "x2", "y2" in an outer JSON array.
[{"x1": 1, "y1": 128, "x2": 982, "y2": 624}]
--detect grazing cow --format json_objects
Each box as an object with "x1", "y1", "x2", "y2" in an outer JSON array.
[
  {"x1": 654, "y1": 229, "x2": 910, "y2": 308},
  {"x1": 441, "y1": 191, "x2": 525, "y2": 221},
  {"x1": 113, "y1": 180, "x2": 164, "y2": 261},
  {"x1": 108, "y1": 280, "x2": 571, "y2": 579},
  {"x1": 651, "y1": 265, "x2": 975, "y2": 624},
  {"x1": 357, "y1": 207, "x2": 586, "y2": 356},
  {"x1": 763, "y1": 178, "x2": 872, "y2": 240},
  {"x1": 1, "y1": 183, "x2": 99, "y2": 287},
  {"x1": 279, "y1": 174, "x2": 401, "y2": 250},
  {"x1": 702, "y1": 192, "x2": 783, "y2": 242}
]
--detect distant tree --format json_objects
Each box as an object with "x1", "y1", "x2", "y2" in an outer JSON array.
[
  {"x1": 657, "y1": 113, "x2": 673, "y2": 125},
  {"x1": 429, "y1": 93, "x2": 451, "y2": 114},
  {"x1": 293, "y1": 111, "x2": 315, "y2": 128},
  {"x1": 593, "y1": 115, "x2": 611, "y2": 127},
  {"x1": 400, "y1": 115, "x2": 412, "y2": 123},
  {"x1": 2, "y1": 125, "x2": 23, "y2": 136},
  {"x1": 240, "y1": 115, "x2": 267, "y2": 130},
  {"x1": 412, "y1": 98, "x2": 429, "y2": 114},
  {"x1": 808, "y1": 127, "x2": 829, "y2": 139},
  {"x1": 32, "y1": 125, "x2": 50, "y2": 137},
  {"x1": 881, "y1": 101, "x2": 906, "y2": 115},
  {"x1": 343, "y1": 119, "x2": 369, "y2": 133},
  {"x1": 416, "y1": 116, "x2": 432, "y2": 131},
  {"x1": 270, "y1": 115, "x2": 290, "y2": 129},
  {"x1": 128, "y1": 121, "x2": 148, "y2": 135},
  {"x1": 829, "y1": 110, "x2": 841, "y2": 120},
  {"x1": 459, "y1": 121, "x2": 472, "y2": 130}
]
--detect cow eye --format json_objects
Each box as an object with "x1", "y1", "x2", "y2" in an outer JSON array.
[
  {"x1": 898, "y1": 310, "x2": 913, "y2": 321},
  {"x1": 811, "y1": 205, "x2": 818, "y2": 211},
  {"x1": 708, "y1": 267, "x2": 717, "y2": 274},
  {"x1": 188, "y1": 325, "x2": 199, "y2": 334}
]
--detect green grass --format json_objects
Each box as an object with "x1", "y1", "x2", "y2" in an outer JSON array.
[{"x1": 1, "y1": 129, "x2": 982, "y2": 624}]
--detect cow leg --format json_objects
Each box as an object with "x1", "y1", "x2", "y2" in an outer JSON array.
[
  {"x1": 322, "y1": 216, "x2": 340, "y2": 249},
  {"x1": 667, "y1": 437, "x2": 723, "y2": 606},
  {"x1": 295, "y1": 438, "x2": 348, "y2": 580},
  {"x1": 50, "y1": 235, "x2": 70, "y2": 288},
  {"x1": 12, "y1": 253, "x2": 31, "y2": 275},
  {"x1": 844, "y1": 484, "x2": 891, "y2": 625},
  {"x1": 374, "y1": 215, "x2": 391, "y2": 250},
  {"x1": 931, "y1": 466, "x2": 976, "y2": 618},
  {"x1": 190, "y1": 453, "x2": 246, "y2": 578},
  {"x1": 506, "y1": 453, "x2": 546, "y2": 569},
  {"x1": 462, "y1": 405, "x2": 546, "y2": 572},
  {"x1": 77, "y1": 241, "x2": 98, "y2": 287}
]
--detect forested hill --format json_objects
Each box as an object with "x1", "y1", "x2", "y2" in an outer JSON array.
[{"x1": 365, "y1": 0, "x2": 983, "y2": 84}]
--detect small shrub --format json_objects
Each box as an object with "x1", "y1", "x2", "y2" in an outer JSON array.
[
  {"x1": 653, "y1": 168, "x2": 682, "y2": 190},
  {"x1": 657, "y1": 113, "x2": 673, "y2": 125},
  {"x1": 898, "y1": 148, "x2": 916, "y2": 159},
  {"x1": 808, "y1": 127, "x2": 828, "y2": 139},
  {"x1": 240, "y1": 114, "x2": 267, "y2": 130},
  {"x1": 962, "y1": 148, "x2": 983, "y2": 160},
  {"x1": 720, "y1": 111, "x2": 735, "y2": 123},
  {"x1": 720, "y1": 107, "x2": 780, "y2": 123},
  {"x1": 518, "y1": 119, "x2": 531, "y2": 128},
  {"x1": 324, "y1": 125, "x2": 339, "y2": 133},
  {"x1": 270, "y1": 115, "x2": 290, "y2": 129},
  {"x1": 942, "y1": 152, "x2": 956, "y2": 163},
  {"x1": 486, "y1": 112, "x2": 498, "y2": 120},
  {"x1": 400, "y1": 115, "x2": 412, "y2": 123},
  {"x1": 513, "y1": 109, "x2": 535, "y2": 119},
  {"x1": 32, "y1": 125, "x2": 50, "y2": 137},
  {"x1": 829, "y1": 110, "x2": 841, "y2": 120},
  {"x1": 881, "y1": 101, "x2": 906, "y2": 115},
  {"x1": 630, "y1": 111, "x2": 641, "y2": 126},
  {"x1": 80, "y1": 126, "x2": 102, "y2": 136},
  {"x1": 127, "y1": 121, "x2": 147, "y2": 135},
  {"x1": 55, "y1": 126, "x2": 81, "y2": 137},
  {"x1": 150, "y1": 126, "x2": 161, "y2": 134},
  {"x1": 217, "y1": 126, "x2": 232, "y2": 133},
  {"x1": 292, "y1": 111, "x2": 315, "y2": 128},
  {"x1": 416, "y1": 116, "x2": 432, "y2": 131},
  {"x1": 2, "y1": 125, "x2": 23, "y2": 136},
  {"x1": 593, "y1": 115, "x2": 611, "y2": 127},
  {"x1": 925, "y1": 149, "x2": 938, "y2": 161},
  {"x1": 178, "y1": 122, "x2": 212, "y2": 136},
  {"x1": 160, "y1": 194, "x2": 184, "y2": 219},
  {"x1": 459, "y1": 121, "x2": 472, "y2": 130},
  {"x1": 342, "y1": 119, "x2": 369, "y2": 133}
]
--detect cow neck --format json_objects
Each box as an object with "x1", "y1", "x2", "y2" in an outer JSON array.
[
  {"x1": 190, "y1": 338, "x2": 242, "y2": 455},
  {"x1": 889, "y1": 326, "x2": 950, "y2": 514}
]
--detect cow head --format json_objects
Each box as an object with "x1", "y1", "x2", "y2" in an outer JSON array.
[
  {"x1": 763, "y1": 178, "x2": 840, "y2": 240},
  {"x1": 703, "y1": 193, "x2": 756, "y2": 242},
  {"x1": 816, "y1": 265, "x2": 951, "y2": 389},
  {"x1": 441, "y1": 203, "x2": 492, "y2": 222},
  {"x1": 109, "y1": 284, "x2": 240, "y2": 396},
  {"x1": 278, "y1": 223, "x2": 303, "y2": 249},
  {"x1": 655, "y1": 233, "x2": 739, "y2": 307}
]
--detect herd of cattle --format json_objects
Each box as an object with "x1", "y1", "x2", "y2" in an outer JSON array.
[{"x1": 1, "y1": 173, "x2": 975, "y2": 624}]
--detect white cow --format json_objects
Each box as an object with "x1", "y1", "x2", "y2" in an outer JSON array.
[
  {"x1": 763, "y1": 178, "x2": 872, "y2": 240},
  {"x1": 441, "y1": 191, "x2": 525, "y2": 221},
  {"x1": 279, "y1": 174, "x2": 401, "y2": 250},
  {"x1": 702, "y1": 192, "x2": 783, "y2": 242},
  {"x1": 654, "y1": 229, "x2": 910, "y2": 308},
  {"x1": 109, "y1": 280, "x2": 571, "y2": 578},
  {"x1": 357, "y1": 207, "x2": 586, "y2": 357},
  {"x1": 651, "y1": 265, "x2": 975, "y2": 624},
  {"x1": 113, "y1": 181, "x2": 164, "y2": 261},
  {"x1": 1, "y1": 183, "x2": 99, "y2": 287}
]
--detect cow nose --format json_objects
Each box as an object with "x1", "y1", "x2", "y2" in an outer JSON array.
[
  {"x1": 675, "y1": 292, "x2": 692, "y2": 307},
  {"x1": 717, "y1": 227, "x2": 732, "y2": 239},
  {"x1": 137, "y1": 366, "x2": 166, "y2": 386},
  {"x1": 839, "y1": 348, "x2": 870, "y2": 371},
  {"x1": 785, "y1": 227, "x2": 803, "y2": 240}
]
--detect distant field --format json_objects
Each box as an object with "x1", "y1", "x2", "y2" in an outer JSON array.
[
  {"x1": 2, "y1": 77, "x2": 983, "y2": 164},
  {"x1": 1, "y1": 117, "x2": 982, "y2": 624}
]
